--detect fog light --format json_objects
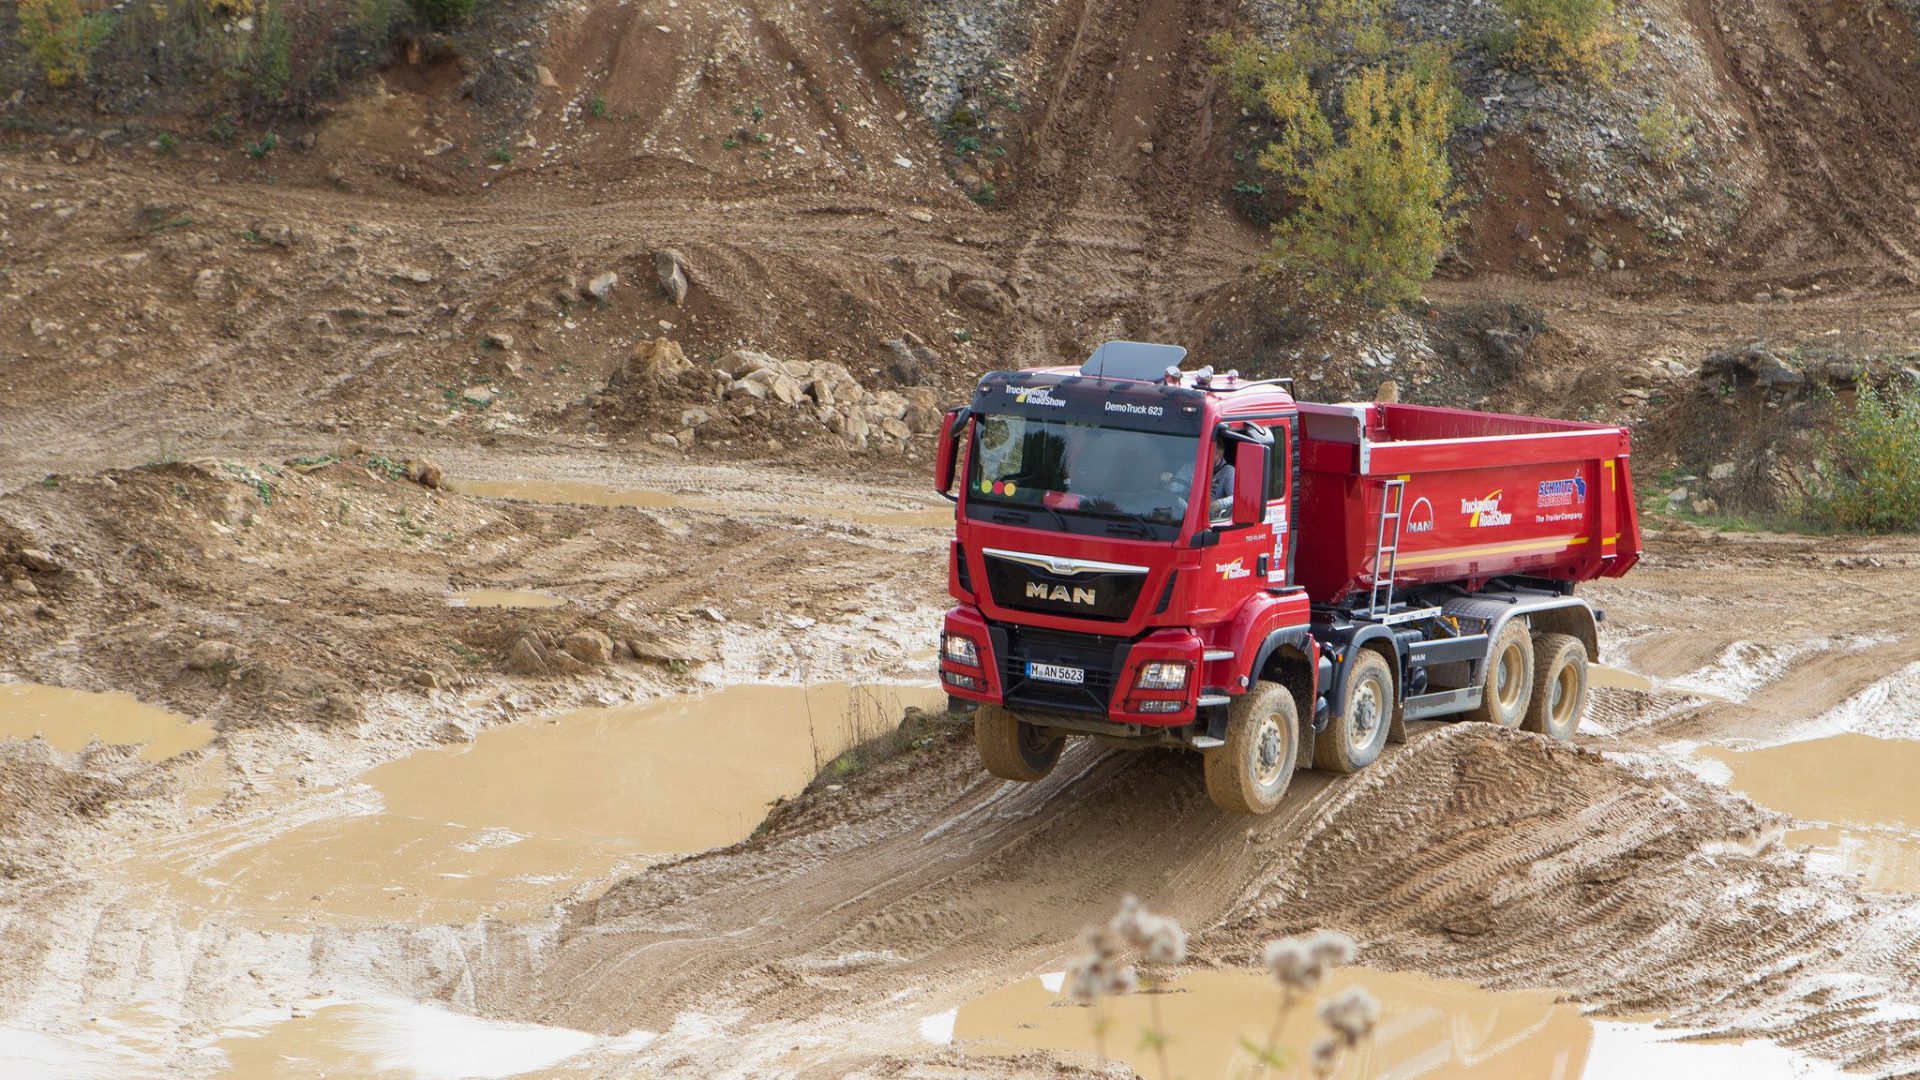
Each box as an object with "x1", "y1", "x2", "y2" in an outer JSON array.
[
  {"x1": 942, "y1": 634, "x2": 979, "y2": 667},
  {"x1": 1137, "y1": 700, "x2": 1183, "y2": 714},
  {"x1": 1136, "y1": 661, "x2": 1190, "y2": 690},
  {"x1": 942, "y1": 670, "x2": 979, "y2": 691}
]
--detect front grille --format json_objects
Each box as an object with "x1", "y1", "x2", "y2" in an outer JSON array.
[
  {"x1": 982, "y1": 554, "x2": 1146, "y2": 623},
  {"x1": 991, "y1": 625, "x2": 1132, "y2": 716}
]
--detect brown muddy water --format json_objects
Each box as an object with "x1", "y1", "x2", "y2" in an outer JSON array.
[
  {"x1": 1704, "y1": 733, "x2": 1920, "y2": 894},
  {"x1": 0, "y1": 681, "x2": 213, "y2": 761},
  {"x1": 449, "y1": 477, "x2": 952, "y2": 529},
  {"x1": 122, "y1": 683, "x2": 944, "y2": 926},
  {"x1": 212, "y1": 999, "x2": 638, "y2": 1080},
  {"x1": 1589, "y1": 664, "x2": 1655, "y2": 692},
  {"x1": 446, "y1": 588, "x2": 567, "y2": 609},
  {"x1": 933, "y1": 968, "x2": 1843, "y2": 1079}
]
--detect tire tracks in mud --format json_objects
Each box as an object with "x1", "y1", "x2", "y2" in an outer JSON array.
[
  {"x1": 470, "y1": 712, "x2": 1918, "y2": 1076},
  {"x1": 481, "y1": 735, "x2": 1344, "y2": 1067},
  {"x1": 438, "y1": 540, "x2": 1920, "y2": 1077}
]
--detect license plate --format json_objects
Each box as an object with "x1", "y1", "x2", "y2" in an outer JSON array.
[{"x1": 1026, "y1": 662, "x2": 1085, "y2": 685}]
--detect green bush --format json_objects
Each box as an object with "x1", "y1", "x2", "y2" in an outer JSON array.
[
  {"x1": 1636, "y1": 101, "x2": 1697, "y2": 168},
  {"x1": 1493, "y1": 0, "x2": 1638, "y2": 82},
  {"x1": 1265, "y1": 66, "x2": 1457, "y2": 305},
  {"x1": 1212, "y1": 28, "x2": 1460, "y2": 306},
  {"x1": 18, "y1": 0, "x2": 116, "y2": 88},
  {"x1": 407, "y1": 0, "x2": 475, "y2": 29},
  {"x1": 1814, "y1": 385, "x2": 1920, "y2": 532}
]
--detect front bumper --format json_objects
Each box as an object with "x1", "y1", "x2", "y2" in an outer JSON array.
[{"x1": 940, "y1": 606, "x2": 1204, "y2": 726}]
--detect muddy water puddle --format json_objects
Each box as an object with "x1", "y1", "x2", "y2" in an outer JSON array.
[
  {"x1": 1589, "y1": 664, "x2": 1654, "y2": 692},
  {"x1": 213, "y1": 999, "x2": 647, "y2": 1080},
  {"x1": 1703, "y1": 733, "x2": 1920, "y2": 893},
  {"x1": 936, "y1": 968, "x2": 1841, "y2": 1079},
  {"x1": 450, "y1": 477, "x2": 951, "y2": 529},
  {"x1": 124, "y1": 683, "x2": 943, "y2": 926},
  {"x1": 0, "y1": 681, "x2": 212, "y2": 761},
  {"x1": 3, "y1": 999, "x2": 649, "y2": 1080},
  {"x1": 447, "y1": 588, "x2": 567, "y2": 609}
]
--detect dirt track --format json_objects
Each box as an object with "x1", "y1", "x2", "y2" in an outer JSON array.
[{"x1": 6, "y1": 446, "x2": 1920, "y2": 1075}]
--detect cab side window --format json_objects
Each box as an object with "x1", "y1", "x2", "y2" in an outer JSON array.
[
  {"x1": 1267, "y1": 426, "x2": 1291, "y2": 504},
  {"x1": 1208, "y1": 436, "x2": 1236, "y2": 525}
]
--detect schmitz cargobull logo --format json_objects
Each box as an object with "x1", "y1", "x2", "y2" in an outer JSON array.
[{"x1": 1027, "y1": 581, "x2": 1097, "y2": 605}]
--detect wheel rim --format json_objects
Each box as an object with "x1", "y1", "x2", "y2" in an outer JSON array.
[
  {"x1": 1017, "y1": 723, "x2": 1053, "y2": 759},
  {"x1": 1551, "y1": 664, "x2": 1579, "y2": 729},
  {"x1": 1349, "y1": 678, "x2": 1382, "y2": 753},
  {"x1": 1496, "y1": 645, "x2": 1524, "y2": 711},
  {"x1": 1251, "y1": 715, "x2": 1286, "y2": 789}
]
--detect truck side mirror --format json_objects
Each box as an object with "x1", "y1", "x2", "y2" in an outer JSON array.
[
  {"x1": 1231, "y1": 440, "x2": 1269, "y2": 527},
  {"x1": 935, "y1": 407, "x2": 969, "y2": 500}
]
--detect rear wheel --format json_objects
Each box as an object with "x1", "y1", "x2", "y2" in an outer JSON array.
[
  {"x1": 974, "y1": 703, "x2": 1065, "y2": 782},
  {"x1": 1204, "y1": 681, "x2": 1300, "y2": 815},
  {"x1": 1523, "y1": 633, "x2": 1589, "y2": 741},
  {"x1": 1314, "y1": 648, "x2": 1394, "y2": 774},
  {"x1": 1464, "y1": 620, "x2": 1533, "y2": 728}
]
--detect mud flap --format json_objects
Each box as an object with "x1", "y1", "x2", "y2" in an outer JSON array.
[{"x1": 1204, "y1": 705, "x2": 1230, "y2": 743}]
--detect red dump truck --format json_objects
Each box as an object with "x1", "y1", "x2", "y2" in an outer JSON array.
[{"x1": 934, "y1": 341, "x2": 1641, "y2": 814}]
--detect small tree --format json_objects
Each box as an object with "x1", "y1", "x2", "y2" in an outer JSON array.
[
  {"x1": 1494, "y1": 0, "x2": 1639, "y2": 83},
  {"x1": 1816, "y1": 385, "x2": 1920, "y2": 532},
  {"x1": 18, "y1": 0, "x2": 116, "y2": 88},
  {"x1": 1262, "y1": 65, "x2": 1458, "y2": 305},
  {"x1": 1636, "y1": 101, "x2": 1697, "y2": 168}
]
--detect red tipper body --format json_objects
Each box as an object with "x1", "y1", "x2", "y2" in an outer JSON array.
[
  {"x1": 935, "y1": 347, "x2": 1641, "y2": 738},
  {"x1": 1294, "y1": 402, "x2": 1642, "y2": 602}
]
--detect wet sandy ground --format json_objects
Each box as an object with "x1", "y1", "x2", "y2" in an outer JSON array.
[
  {"x1": 118, "y1": 683, "x2": 942, "y2": 927},
  {"x1": 4, "y1": 464, "x2": 1920, "y2": 1077}
]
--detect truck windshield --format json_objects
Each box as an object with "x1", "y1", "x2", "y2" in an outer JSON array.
[{"x1": 967, "y1": 413, "x2": 1198, "y2": 531}]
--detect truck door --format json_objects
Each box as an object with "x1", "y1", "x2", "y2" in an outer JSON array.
[
  {"x1": 1206, "y1": 431, "x2": 1270, "y2": 596},
  {"x1": 1262, "y1": 419, "x2": 1293, "y2": 585}
]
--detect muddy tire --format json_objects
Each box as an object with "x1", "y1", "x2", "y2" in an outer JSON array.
[
  {"x1": 974, "y1": 703, "x2": 1064, "y2": 782},
  {"x1": 1523, "y1": 633, "x2": 1589, "y2": 741},
  {"x1": 1315, "y1": 648, "x2": 1394, "y2": 774},
  {"x1": 1204, "y1": 681, "x2": 1300, "y2": 815},
  {"x1": 1464, "y1": 620, "x2": 1534, "y2": 728}
]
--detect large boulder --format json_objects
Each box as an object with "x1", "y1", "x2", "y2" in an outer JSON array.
[
  {"x1": 616, "y1": 337, "x2": 691, "y2": 385},
  {"x1": 406, "y1": 457, "x2": 444, "y2": 489},
  {"x1": 654, "y1": 249, "x2": 689, "y2": 306},
  {"x1": 719, "y1": 349, "x2": 781, "y2": 378},
  {"x1": 563, "y1": 629, "x2": 614, "y2": 666},
  {"x1": 584, "y1": 271, "x2": 619, "y2": 301},
  {"x1": 955, "y1": 279, "x2": 1013, "y2": 316}
]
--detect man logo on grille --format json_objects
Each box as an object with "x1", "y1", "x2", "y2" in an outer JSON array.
[{"x1": 1027, "y1": 581, "x2": 1097, "y2": 605}]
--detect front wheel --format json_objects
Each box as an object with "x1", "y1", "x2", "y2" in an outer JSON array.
[
  {"x1": 974, "y1": 703, "x2": 1065, "y2": 782},
  {"x1": 1523, "y1": 633, "x2": 1589, "y2": 741},
  {"x1": 1204, "y1": 681, "x2": 1301, "y2": 815},
  {"x1": 1315, "y1": 648, "x2": 1394, "y2": 774}
]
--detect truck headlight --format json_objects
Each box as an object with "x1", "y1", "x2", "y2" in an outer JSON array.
[
  {"x1": 1136, "y1": 661, "x2": 1190, "y2": 690},
  {"x1": 943, "y1": 634, "x2": 979, "y2": 667}
]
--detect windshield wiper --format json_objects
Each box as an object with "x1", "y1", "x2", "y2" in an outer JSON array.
[
  {"x1": 1077, "y1": 506, "x2": 1170, "y2": 538},
  {"x1": 986, "y1": 501, "x2": 1071, "y2": 533}
]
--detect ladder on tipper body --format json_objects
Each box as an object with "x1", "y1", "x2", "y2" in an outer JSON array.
[{"x1": 1365, "y1": 478, "x2": 1407, "y2": 619}]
